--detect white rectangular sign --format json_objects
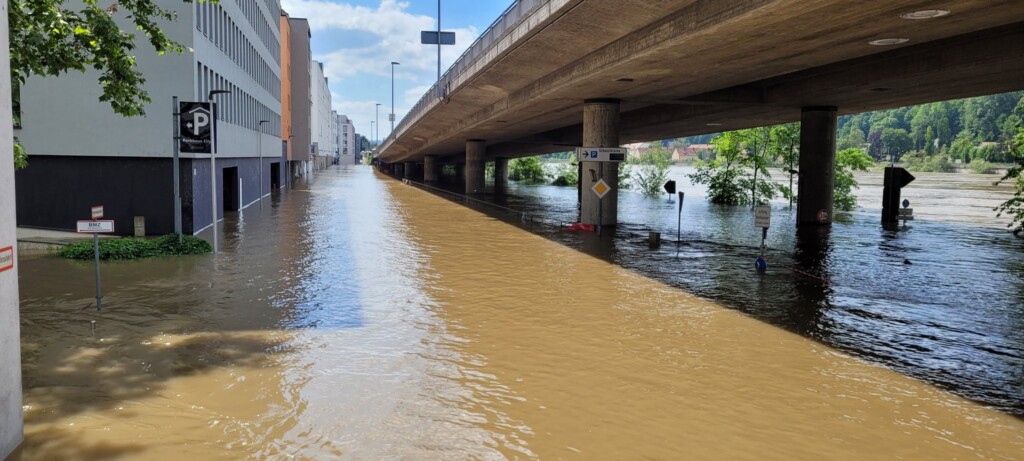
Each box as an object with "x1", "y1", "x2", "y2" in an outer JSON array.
[
  {"x1": 91, "y1": 205, "x2": 104, "y2": 219},
  {"x1": 576, "y1": 147, "x2": 628, "y2": 162},
  {"x1": 755, "y1": 206, "x2": 771, "y2": 228},
  {"x1": 77, "y1": 220, "x2": 115, "y2": 233}
]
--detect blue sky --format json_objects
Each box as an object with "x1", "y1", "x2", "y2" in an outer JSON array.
[{"x1": 281, "y1": 0, "x2": 512, "y2": 141}]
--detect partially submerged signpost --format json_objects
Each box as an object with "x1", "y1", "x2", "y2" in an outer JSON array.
[
  {"x1": 576, "y1": 147, "x2": 626, "y2": 236},
  {"x1": 77, "y1": 206, "x2": 114, "y2": 310},
  {"x1": 754, "y1": 205, "x2": 771, "y2": 273}
]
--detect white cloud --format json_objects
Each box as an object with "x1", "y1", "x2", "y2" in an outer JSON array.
[
  {"x1": 283, "y1": 0, "x2": 480, "y2": 138},
  {"x1": 284, "y1": 0, "x2": 478, "y2": 78}
]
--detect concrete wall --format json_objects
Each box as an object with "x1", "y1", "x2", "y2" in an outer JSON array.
[{"x1": 0, "y1": 1, "x2": 24, "y2": 457}]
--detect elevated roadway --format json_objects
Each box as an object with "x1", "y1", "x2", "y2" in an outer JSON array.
[{"x1": 377, "y1": 0, "x2": 1024, "y2": 225}]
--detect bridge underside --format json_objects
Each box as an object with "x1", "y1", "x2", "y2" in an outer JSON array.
[{"x1": 379, "y1": 0, "x2": 1024, "y2": 165}]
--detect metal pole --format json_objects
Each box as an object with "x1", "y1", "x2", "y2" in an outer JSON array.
[
  {"x1": 391, "y1": 63, "x2": 395, "y2": 134},
  {"x1": 93, "y1": 233, "x2": 102, "y2": 311},
  {"x1": 437, "y1": 0, "x2": 441, "y2": 82},
  {"x1": 375, "y1": 103, "x2": 380, "y2": 144},
  {"x1": 210, "y1": 101, "x2": 218, "y2": 253},
  {"x1": 677, "y1": 192, "x2": 683, "y2": 243},
  {"x1": 172, "y1": 96, "x2": 182, "y2": 243}
]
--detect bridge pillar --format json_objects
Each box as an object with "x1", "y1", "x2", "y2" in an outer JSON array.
[
  {"x1": 494, "y1": 157, "x2": 509, "y2": 193},
  {"x1": 424, "y1": 155, "x2": 438, "y2": 182},
  {"x1": 466, "y1": 140, "x2": 486, "y2": 194},
  {"x1": 404, "y1": 161, "x2": 416, "y2": 180},
  {"x1": 797, "y1": 106, "x2": 837, "y2": 226},
  {"x1": 581, "y1": 98, "x2": 620, "y2": 226}
]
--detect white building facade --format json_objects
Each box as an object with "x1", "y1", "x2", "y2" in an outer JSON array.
[
  {"x1": 310, "y1": 60, "x2": 332, "y2": 169},
  {"x1": 15, "y1": 0, "x2": 283, "y2": 235},
  {"x1": 337, "y1": 114, "x2": 358, "y2": 165}
]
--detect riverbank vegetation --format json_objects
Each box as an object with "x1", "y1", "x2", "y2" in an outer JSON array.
[
  {"x1": 626, "y1": 147, "x2": 671, "y2": 196},
  {"x1": 58, "y1": 234, "x2": 212, "y2": 260}
]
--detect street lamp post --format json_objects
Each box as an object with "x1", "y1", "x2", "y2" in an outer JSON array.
[
  {"x1": 390, "y1": 62, "x2": 400, "y2": 135},
  {"x1": 207, "y1": 89, "x2": 230, "y2": 253},
  {"x1": 370, "y1": 121, "x2": 375, "y2": 150},
  {"x1": 375, "y1": 103, "x2": 381, "y2": 144},
  {"x1": 258, "y1": 120, "x2": 269, "y2": 209}
]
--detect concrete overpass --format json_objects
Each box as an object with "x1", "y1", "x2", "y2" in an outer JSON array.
[{"x1": 377, "y1": 0, "x2": 1024, "y2": 225}]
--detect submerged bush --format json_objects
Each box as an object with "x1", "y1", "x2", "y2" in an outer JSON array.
[{"x1": 58, "y1": 234, "x2": 212, "y2": 260}]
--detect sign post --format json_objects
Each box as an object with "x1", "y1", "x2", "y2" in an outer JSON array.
[
  {"x1": 578, "y1": 147, "x2": 625, "y2": 234},
  {"x1": 754, "y1": 206, "x2": 771, "y2": 273},
  {"x1": 77, "y1": 207, "x2": 114, "y2": 310},
  {"x1": 591, "y1": 175, "x2": 610, "y2": 236},
  {"x1": 677, "y1": 192, "x2": 685, "y2": 243},
  {"x1": 898, "y1": 199, "x2": 914, "y2": 228},
  {"x1": 179, "y1": 101, "x2": 215, "y2": 250}
]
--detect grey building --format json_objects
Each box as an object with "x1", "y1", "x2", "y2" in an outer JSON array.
[{"x1": 16, "y1": 0, "x2": 284, "y2": 235}]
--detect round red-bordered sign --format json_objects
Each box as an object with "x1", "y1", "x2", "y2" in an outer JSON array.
[{"x1": 817, "y1": 209, "x2": 830, "y2": 223}]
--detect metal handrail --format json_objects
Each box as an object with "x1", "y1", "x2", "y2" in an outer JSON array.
[{"x1": 377, "y1": 0, "x2": 547, "y2": 156}]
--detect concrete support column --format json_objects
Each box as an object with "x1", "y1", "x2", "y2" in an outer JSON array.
[
  {"x1": 580, "y1": 99, "x2": 620, "y2": 226},
  {"x1": 0, "y1": 4, "x2": 24, "y2": 457},
  {"x1": 404, "y1": 161, "x2": 415, "y2": 180},
  {"x1": 796, "y1": 106, "x2": 837, "y2": 226},
  {"x1": 424, "y1": 155, "x2": 438, "y2": 182},
  {"x1": 465, "y1": 139, "x2": 486, "y2": 194},
  {"x1": 494, "y1": 157, "x2": 509, "y2": 193}
]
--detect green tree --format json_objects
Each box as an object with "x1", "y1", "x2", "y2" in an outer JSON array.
[
  {"x1": 924, "y1": 126, "x2": 935, "y2": 155},
  {"x1": 833, "y1": 148, "x2": 874, "y2": 211},
  {"x1": 689, "y1": 127, "x2": 785, "y2": 205},
  {"x1": 10, "y1": 0, "x2": 188, "y2": 168},
  {"x1": 994, "y1": 101, "x2": 1024, "y2": 235},
  {"x1": 508, "y1": 156, "x2": 548, "y2": 184},
  {"x1": 881, "y1": 128, "x2": 914, "y2": 162},
  {"x1": 550, "y1": 155, "x2": 578, "y2": 186},
  {"x1": 689, "y1": 131, "x2": 747, "y2": 205},
  {"x1": 626, "y1": 146, "x2": 671, "y2": 197},
  {"x1": 770, "y1": 123, "x2": 799, "y2": 208}
]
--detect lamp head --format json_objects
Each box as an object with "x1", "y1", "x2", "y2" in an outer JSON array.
[
  {"x1": 391, "y1": 61, "x2": 400, "y2": 66},
  {"x1": 208, "y1": 89, "x2": 230, "y2": 99}
]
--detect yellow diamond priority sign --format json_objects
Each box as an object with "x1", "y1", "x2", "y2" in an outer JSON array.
[{"x1": 591, "y1": 178, "x2": 611, "y2": 199}]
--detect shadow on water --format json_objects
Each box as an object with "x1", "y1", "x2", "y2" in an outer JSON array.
[{"x1": 387, "y1": 169, "x2": 1024, "y2": 417}]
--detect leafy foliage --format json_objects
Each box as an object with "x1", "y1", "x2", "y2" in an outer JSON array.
[
  {"x1": 902, "y1": 151, "x2": 955, "y2": 173},
  {"x1": 9, "y1": 0, "x2": 187, "y2": 118},
  {"x1": 994, "y1": 100, "x2": 1024, "y2": 235},
  {"x1": 550, "y1": 159, "x2": 578, "y2": 186},
  {"x1": 689, "y1": 128, "x2": 786, "y2": 205},
  {"x1": 626, "y1": 147, "x2": 671, "y2": 197},
  {"x1": 833, "y1": 148, "x2": 874, "y2": 211},
  {"x1": 58, "y1": 234, "x2": 211, "y2": 260},
  {"x1": 508, "y1": 156, "x2": 548, "y2": 184}
]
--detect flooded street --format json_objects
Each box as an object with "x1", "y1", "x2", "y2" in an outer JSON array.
[{"x1": 14, "y1": 165, "x2": 1024, "y2": 459}]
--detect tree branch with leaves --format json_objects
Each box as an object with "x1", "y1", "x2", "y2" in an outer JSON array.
[{"x1": 9, "y1": 0, "x2": 192, "y2": 167}]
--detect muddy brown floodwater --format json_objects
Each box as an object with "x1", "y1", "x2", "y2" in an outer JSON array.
[{"x1": 13, "y1": 165, "x2": 1024, "y2": 460}]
